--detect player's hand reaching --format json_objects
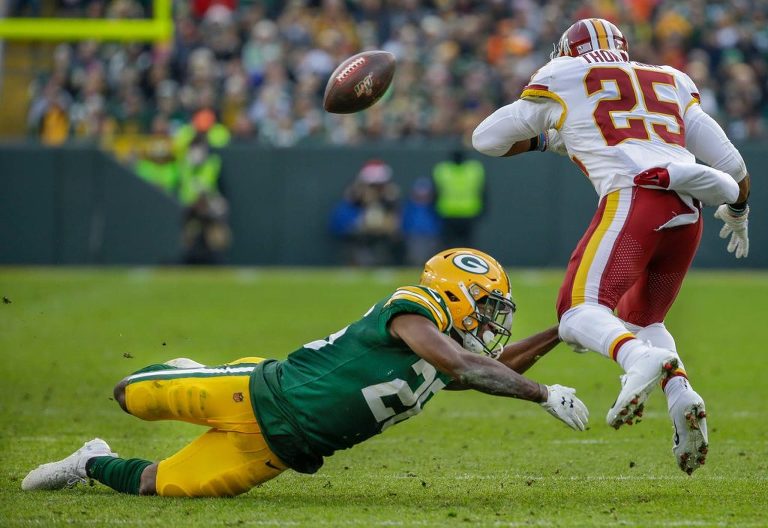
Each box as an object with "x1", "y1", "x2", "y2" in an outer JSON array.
[
  {"x1": 540, "y1": 384, "x2": 589, "y2": 431},
  {"x1": 714, "y1": 204, "x2": 750, "y2": 258}
]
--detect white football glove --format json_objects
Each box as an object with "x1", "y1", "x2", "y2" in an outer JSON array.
[
  {"x1": 714, "y1": 204, "x2": 749, "y2": 258},
  {"x1": 540, "y1": 384, "x2": 589, "y2": 431}
]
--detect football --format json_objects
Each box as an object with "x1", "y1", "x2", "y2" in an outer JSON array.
[{"x1": 323, "y1": 50, "x2": 396, "y2": 114}]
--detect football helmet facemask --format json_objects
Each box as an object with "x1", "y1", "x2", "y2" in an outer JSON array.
[
  {"x1": 420, "y1": 248, "x2": 516, "y2": 359},
  {"x1": 551, "y1": 18, "x2": 628, "y2": 60}
]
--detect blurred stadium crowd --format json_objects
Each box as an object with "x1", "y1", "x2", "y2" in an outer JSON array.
[{"x1": 25, "y1": 0, "x2": 768, "y2": 149}]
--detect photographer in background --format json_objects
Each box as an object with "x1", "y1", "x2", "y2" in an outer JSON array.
[
  {"x1": 432, "y1": 149, "x2": 487, "y2": 249},
  {"x1": 174, "y1": 109, "x2": 232, "y2": 264}
]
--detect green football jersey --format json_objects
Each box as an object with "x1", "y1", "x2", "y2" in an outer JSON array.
[{"x1": 249, "y1": 285, "x2": 455, "y2": 474}]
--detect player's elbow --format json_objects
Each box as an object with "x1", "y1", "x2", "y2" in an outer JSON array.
[
  {"x1": 471, "y1": 128, "x2": 506, "y2": 157},
  {"x1": 723, "y1": 152, "x2": 748, "y2": 183},
  {"x1": 471, "y1": 127, "x2": 490, "y2": 155}
]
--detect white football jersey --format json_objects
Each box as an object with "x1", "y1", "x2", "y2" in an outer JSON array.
[{"x1": 523, "y1": 50, "x2": 701, "y2": 198}]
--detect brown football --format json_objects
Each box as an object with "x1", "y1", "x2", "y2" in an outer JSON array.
[{"x1": 323, "y1": 51, "x2": 396, "y2": 114}]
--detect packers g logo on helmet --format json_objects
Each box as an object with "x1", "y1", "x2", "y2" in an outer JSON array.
[
  {"x1": 420, "y1": 248, "x2": 516, "y2": 359},
  {"x1": 452, "y1": 254, "x2": 490, "y2": 274}
]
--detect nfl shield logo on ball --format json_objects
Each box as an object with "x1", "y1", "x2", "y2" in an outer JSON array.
[{"x1": 354, "y1": 73, "x2": 374, "y2": 98}]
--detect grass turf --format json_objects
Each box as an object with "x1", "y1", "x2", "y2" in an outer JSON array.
[{"x1": 0, "y1": 268, "x2": 766, "y2": 527}]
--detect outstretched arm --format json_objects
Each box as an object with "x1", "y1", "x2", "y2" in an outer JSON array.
[
  {"x1": 391, "y1": 314, "x2": 547, "y2": 402},
  {"x1": 472, "y1": 98, "x2": 561, "y2": 157},
  {"x1": 496, "y1": 325, "x2": 561, "y2": 374},
  {"x1": 390, "y1": 314, "x2": 588, "y2": 430},
  {"x1": 445, "y1": 325, "x2": 560, "y2": 388}
]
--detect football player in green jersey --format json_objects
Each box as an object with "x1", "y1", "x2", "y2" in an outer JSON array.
[{"x1": 22, "y1": 248, "x2": 589, "y2": 497}]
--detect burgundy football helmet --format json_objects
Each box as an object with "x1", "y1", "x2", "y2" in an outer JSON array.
[{"x1": 551, "y1": 18, "x2": 628, "y2": 59}]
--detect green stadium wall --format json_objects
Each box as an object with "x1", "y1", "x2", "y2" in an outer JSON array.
[
  {"x1": 0, "y1": 143, "x2": 765, "y2": 267},
  {"x1": 0, "y1": 145, "x2": 182, "y2": 265}
]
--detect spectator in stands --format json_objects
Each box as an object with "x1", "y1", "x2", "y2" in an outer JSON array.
[
  {"x1": 28, "y1": 82, "x2": 71, "y2": 146},
  {"x1": 9, "y1": 0, "x2": 40, "y2": 17},
  {"x1": 25, "y1": 0, "x2": 768, "y2": 146},
  {"x1": 432, "y1": 149, "x2": 486, "y2": 249}
]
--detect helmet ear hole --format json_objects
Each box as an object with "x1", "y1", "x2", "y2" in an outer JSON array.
[{"x1": 444, "y1": 291, "x2": 460, "y2": 302}]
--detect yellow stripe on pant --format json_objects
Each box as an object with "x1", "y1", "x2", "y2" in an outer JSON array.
[
  {"x1": 124, "y1": 356, "x2": 287, "y2": 497},
  {"x1": 571, "y1": 191, "x2": 620, "y2": 307}
]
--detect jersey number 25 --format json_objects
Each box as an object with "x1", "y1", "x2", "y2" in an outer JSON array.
[{"x1": 585, "y1": 67, "x2": 685, "y2": 147}]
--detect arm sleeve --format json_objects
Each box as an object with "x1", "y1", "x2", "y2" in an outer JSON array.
[
  {"x1": 472, "y1": 98, "x2": 561, "y2": 157},
  {"x1": 685, "y1": 104, "x2": 748, "y2": 183}
]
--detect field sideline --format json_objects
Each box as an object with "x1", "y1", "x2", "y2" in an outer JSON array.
[{"x1": 1, "y1": 268, "x2": 766, "y2": 527}]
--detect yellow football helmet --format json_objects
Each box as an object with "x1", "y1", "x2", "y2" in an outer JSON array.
[{"x1": 420, "y1": 248, "x2": 516, "y2": 358}]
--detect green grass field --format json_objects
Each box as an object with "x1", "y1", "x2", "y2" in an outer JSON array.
[{"x1": 1, "y1": 268, "x2": 767, "y2": 527}]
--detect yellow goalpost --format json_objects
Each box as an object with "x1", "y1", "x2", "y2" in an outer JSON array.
[{"x1": 0, "y1": 0, "x2": 172, "y2": 42}]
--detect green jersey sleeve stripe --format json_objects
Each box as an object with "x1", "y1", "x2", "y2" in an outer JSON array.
[{"x1": 389, "y1": 287, "x2": 451, "y2": 332}]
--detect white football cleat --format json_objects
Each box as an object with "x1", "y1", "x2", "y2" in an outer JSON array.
[
  {"x1": 670, "y1": 394, "x2": 708, "y2": 475},
  {"x1": 164, "y1": 357, "x2": 205, "y2": 369},
  {"x1": 606, "y1": 347, "x2": 678, "y2": 429},
  {"x1": 21, "y1": 438, "x2": 117, "y2": 491}
]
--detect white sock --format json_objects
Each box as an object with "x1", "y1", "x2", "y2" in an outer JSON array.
[
  {"x1": 625, "y1": 319, "x2": 690, "y2": 370},
  {"x1": 664, "y1": 375, "x2": 695, "y2": 410},
  {"x1": 615, "y1": 339, "x2": 648, "y2": 371}
]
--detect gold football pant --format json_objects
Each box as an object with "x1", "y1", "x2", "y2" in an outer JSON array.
[{"x1": 123, "y1": 357, "x2": 286, "y2": 497}]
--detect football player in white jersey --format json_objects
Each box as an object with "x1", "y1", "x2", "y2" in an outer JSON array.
[{"x1": 472, "y1": 18, "x2": 751, "y2": 475}]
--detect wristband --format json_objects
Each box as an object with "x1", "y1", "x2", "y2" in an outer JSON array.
[
  {"x1": 728, "y1": 202, "x2": 749, "y2": 217},
  {"x1": 528, "y1": 135, "x2": 539, "y2": 152},
  {"x1": 528, "y1": 132, "x2": 548, "y2": 152}
]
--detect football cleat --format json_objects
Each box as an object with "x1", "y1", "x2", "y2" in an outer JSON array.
[
  {"x1": 164, "y1": 357, "x2": 205, "y2": 369},
  {"x1": 670, "y1": 396, "x2": 708, "y2": 475},
  {"x1": 21, "y1": 438, "x2": 117, "y2": 491},
  {"x1": 606, "y1": 348, "x2": 678, "y2": 429}
]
